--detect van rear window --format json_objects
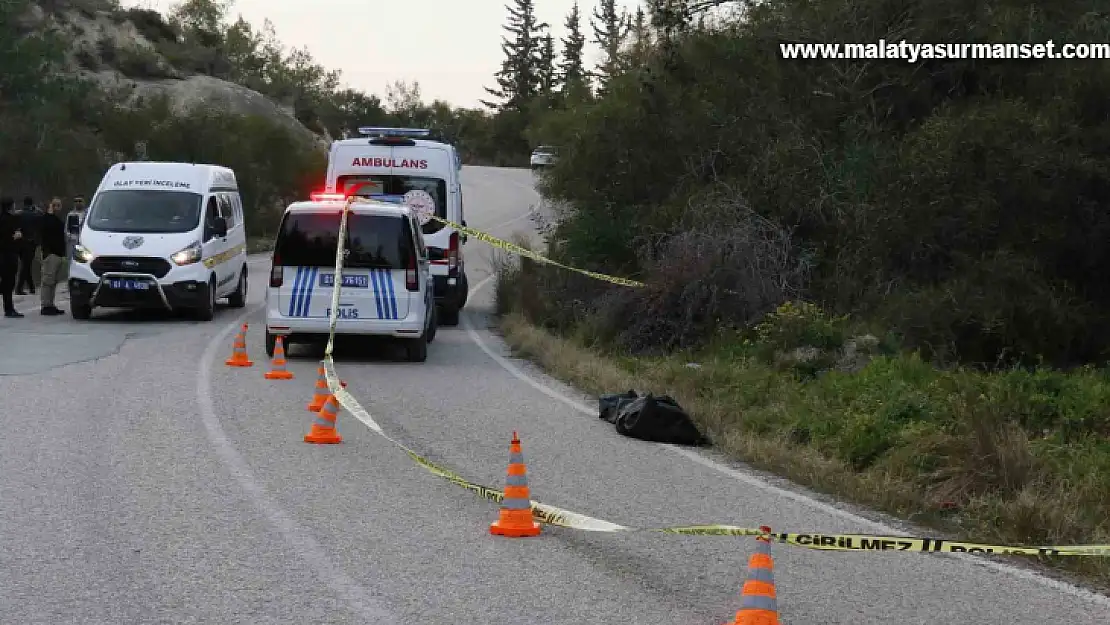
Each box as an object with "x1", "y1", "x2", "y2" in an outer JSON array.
[
  {"x1": 274, "y1": 212, "x2": 415, "y2": 269},
  {"x1": 337, "y1": 175, "x2": 448, "y2": 235}
]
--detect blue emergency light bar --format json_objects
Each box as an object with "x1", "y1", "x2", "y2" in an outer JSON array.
[{"x1": 356, "y1": 127, "x2": 431, "y2": 138}]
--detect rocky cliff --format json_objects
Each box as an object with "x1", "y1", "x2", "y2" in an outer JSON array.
[{"x1": 20, "y1": 0, "x2": 326, "y2": 149}]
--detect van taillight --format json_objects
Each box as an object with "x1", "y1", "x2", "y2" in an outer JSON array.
[
  {"x1": 405, "y1": 254, "x2": 418, "y2": 291},
  {"x1": 270, "y1": 255, "x2": 283, "y2": 287},
  {"x1": 447, "y1": 232, "x2": 459, "y2": 274}
]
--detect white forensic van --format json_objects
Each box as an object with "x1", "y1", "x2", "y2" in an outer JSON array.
[
  {"x1": 68, "y1": 162, "x2": 248, "y2": 321},
  {"x1": 320, "y1": 127, "x2": 469, "y2": 325}
]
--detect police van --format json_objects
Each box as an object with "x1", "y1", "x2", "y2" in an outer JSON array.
[
  {"x1": 321, "y1": 127, "x2": 469, "y2": 325},
  {"x1": 264, "y1": 195, "x2": 436, "y2": 362},
  {"x1": 68, "y1": 162, "x2": 248, "y2": 321}
]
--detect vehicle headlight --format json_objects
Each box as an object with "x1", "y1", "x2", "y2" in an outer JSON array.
[
  {"x1": 73, "y1": 244, "x2": 95, "y2": 263},
  {"x1": 171, "y1": 241, "x2": 203, "y2": 266}
]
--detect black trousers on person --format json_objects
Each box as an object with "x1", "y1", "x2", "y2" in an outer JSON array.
[
  {"x1": 15, "y1": 245, "x2": 35, "y2": 292},
  {"x1": 0, "y1": 256, "x2": 16, "y2": 313}
]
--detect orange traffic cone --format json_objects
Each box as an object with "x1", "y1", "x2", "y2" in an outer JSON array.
[
  {"x1": 304, "y1": 394, "x2": 342, "y2": 444},
  {"x1": 225, "y1": 324, "x2": 253, "y2": 367},
  {"x1": 490, "y1": 431, "x2": 541, "y2": 537},
  {"x1": 724, "y1": 527, "x2": 780, "y2": 625},
  {"x1": 264, "y1": 336, "x2": 294, "y2": 379},
  {"x1": 307, "y1": 361, "x2": 347, "y2": 411},
  {"x1": 306, "y1": 361, "x2": 329, "y2": 411}
]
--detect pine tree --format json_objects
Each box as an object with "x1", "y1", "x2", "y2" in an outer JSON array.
[
  {"x1": 627, "y1": 6, "x2": 653, "y2": 67},
  {"x1": 590, "y1": 0, "x2": 630, "y2": 96},
  {"x1": 537, "y1": 33, "x2": 558, "y2": 102},
  {"x1": 647, "y1": 0, "x2": 694, "y2": 38},
  {"x1": 481, "y1": 0, "x2": 548, "y2": 113},
  {"x1": 558, "y1": 1, "x2": 589, "y2": 102}
]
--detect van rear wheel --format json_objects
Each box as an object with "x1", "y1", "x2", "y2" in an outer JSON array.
[
  {"x1": 439, "y1": 304, "x2": 459, "y2": 327},
  {"x1": 405, "y1": 336, "x2": 428, "y2": 362},
  {"x1": 228, "y1": 266, "x2": 247, "y2": 308}
]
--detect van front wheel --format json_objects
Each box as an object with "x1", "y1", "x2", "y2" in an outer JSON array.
[
  {"x1": 71, "y1": 300, "x2": 92, "y2": 320},
  {"x1": 195, "y1": 277, "x2": 216, "y2": 321}
]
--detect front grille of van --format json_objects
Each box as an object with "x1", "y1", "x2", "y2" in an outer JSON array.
[{"x1": 90, "y1": 256, "x2": 172, "y2": 279}]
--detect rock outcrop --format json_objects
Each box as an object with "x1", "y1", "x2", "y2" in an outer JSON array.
[{"x1": 22, "y1": 0, "x2": 326, "y2": 149}]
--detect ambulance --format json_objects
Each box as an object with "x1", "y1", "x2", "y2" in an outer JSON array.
[
  {"x1": 68, "y1": 162, "x2": 248, "y2": 321},
  {"x1": 320, "y1": 127, "x2": 469, "y2": 325}
]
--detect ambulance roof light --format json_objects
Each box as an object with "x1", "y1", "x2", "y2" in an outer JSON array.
[{"x1": 357, "y1": 127, "x2": 431, "y2": 138}]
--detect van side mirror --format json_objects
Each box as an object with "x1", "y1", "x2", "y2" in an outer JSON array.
[
  {"x1": 214, "y1": 216, "x2": 228, "y2": 238},
  {"x1": 460, "y1": 220, "x2": 468, "y2": 244}
]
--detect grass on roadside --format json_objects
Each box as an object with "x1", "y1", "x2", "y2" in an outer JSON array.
[{"x1": 495, "y1": 258, "x2": 1110, "y2": 590}]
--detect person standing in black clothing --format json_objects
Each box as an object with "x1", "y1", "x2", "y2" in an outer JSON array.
[
  {"x1": 39, "y1": 197, "x2": 67, "y2": 315},
  {"x1": 0, "y1": 197, "x2": 25, "y2": 317},
  {"x1": 14, "y1": 196, "x2": 40, "y2": 295}
]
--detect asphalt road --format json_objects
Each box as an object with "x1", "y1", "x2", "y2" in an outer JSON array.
[{"x1": 1, "y1": 165, "x2": 1107, "y2": 624}]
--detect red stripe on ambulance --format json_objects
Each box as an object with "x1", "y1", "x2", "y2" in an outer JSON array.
[{"x1": 350, "y1": 157, "x2": 429, "y2": 169}]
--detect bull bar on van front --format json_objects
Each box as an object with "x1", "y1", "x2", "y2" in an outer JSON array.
[{"x1": 89, "y1": 271, "x2": 173, "y2": 309}]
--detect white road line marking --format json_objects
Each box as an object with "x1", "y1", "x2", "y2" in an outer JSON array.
[
  {"x1": 197, "y1": 305, "x2": 400, "y2": 623},
  {"x1": 463, "y1": 273, "x2": 1110, "y2": 608}
]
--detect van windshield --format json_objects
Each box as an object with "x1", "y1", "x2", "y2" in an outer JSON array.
[
  {"x1": 274, "y1": 212, "x2": 415, "y2": 269},
  {"x1": 337, "y1": 175, "x2": 448, "y2": 235},
  {"x1": 86, "y1": 190, "x2": 203, "y2": 234}
]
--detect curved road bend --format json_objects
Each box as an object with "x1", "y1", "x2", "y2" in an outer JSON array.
[{"x1": 0, "y1": 165, "x2": 1106, "y2": 624}]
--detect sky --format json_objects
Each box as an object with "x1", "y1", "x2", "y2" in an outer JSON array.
[{"x1": 125, "y1": 0, "x2": 641, "y2": 108}]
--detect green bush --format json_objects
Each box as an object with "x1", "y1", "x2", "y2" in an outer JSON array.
[
  {"x1": 121, "y1": 8, "x2": 177, "y2": 44},
  {"x1": 115, "y1": 45, "x2": 173, "y2": 79},
  {"x1": 522, "y1": 0, "x2": 1110, "y2": 369},
  {"x1": 753, "y1": 301, "x2": 848, "y2": 353}
]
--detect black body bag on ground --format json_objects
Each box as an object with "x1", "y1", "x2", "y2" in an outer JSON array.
[{"x1": 597, "y1": 390, "x2": 707, "y2": 446}]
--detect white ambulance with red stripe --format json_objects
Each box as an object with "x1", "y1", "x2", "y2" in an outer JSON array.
[{"x1": 319, "y1": 127, "x2": 468, "y2": 325}]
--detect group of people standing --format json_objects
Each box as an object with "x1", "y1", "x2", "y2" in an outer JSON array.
[{"x1": 0, "y1": 195, "x2": 85, "y2": 318}]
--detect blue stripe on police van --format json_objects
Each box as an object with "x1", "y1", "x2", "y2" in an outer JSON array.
[
  {"x1": 287, "y1": 267, "x2": 304, "y2": 317},
  {"x1": 370, "y1": 269, "x2": 386, "y2": 319},
  {"x1": 376, "y1": 269, "x2": 390, "y2": 320},
  {"x1": 382, "y1": 268, "x2": 398, "y2": 320},
  {"x1": 295, "y1": 267, "x2": 310, "y2": 317},
  {"x1": 300, "y1": 267, "x2": 318, "y2": 317}
]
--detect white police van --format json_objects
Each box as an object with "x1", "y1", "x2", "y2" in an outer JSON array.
[
  {"x1": 264, "y1": 195, "x2": 436, "y2": 362},
  {"x1": 321, "y1": 127, "x2": 469, "y2": 326},
  {"x1": 69, "y1": 162, "x2": 248, "y2": 321}
]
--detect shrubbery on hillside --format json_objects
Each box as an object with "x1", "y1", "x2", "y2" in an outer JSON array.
[
  {"x1": 0, "y1": 0, "x2": 531, "y2": 234},
  {"x1": 523, "y1": 0, "x2": 1110, "y2": 369},
  {"x1": 492, "y1": 0, "x2": 1110, "y2": 583},
  {"x1": 0, "y1": 0, "x2": 322, "y2": 234}
]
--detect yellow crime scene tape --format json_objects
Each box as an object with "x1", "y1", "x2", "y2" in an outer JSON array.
[
  {"x1": 311, "y1": 196, "x2": 1110, "y2": 557},
  {"x1": 428, "y1": 214, "x2": 645, "y2": 288}
]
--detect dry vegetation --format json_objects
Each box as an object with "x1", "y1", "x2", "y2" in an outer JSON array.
[
  {"x1": 496, "y1": 243, "x2": 1110, "y2": 588},
  {"x1": 497, "y1": 306, "x2": 1110, "y2": 588},
  {"x1": 493, "y1": 0, "x2": 1110, "y2": 588}
]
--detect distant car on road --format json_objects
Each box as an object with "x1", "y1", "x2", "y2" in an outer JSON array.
[{"x1": 530, "y1": 145, "x2": 559, "y2": 170}]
